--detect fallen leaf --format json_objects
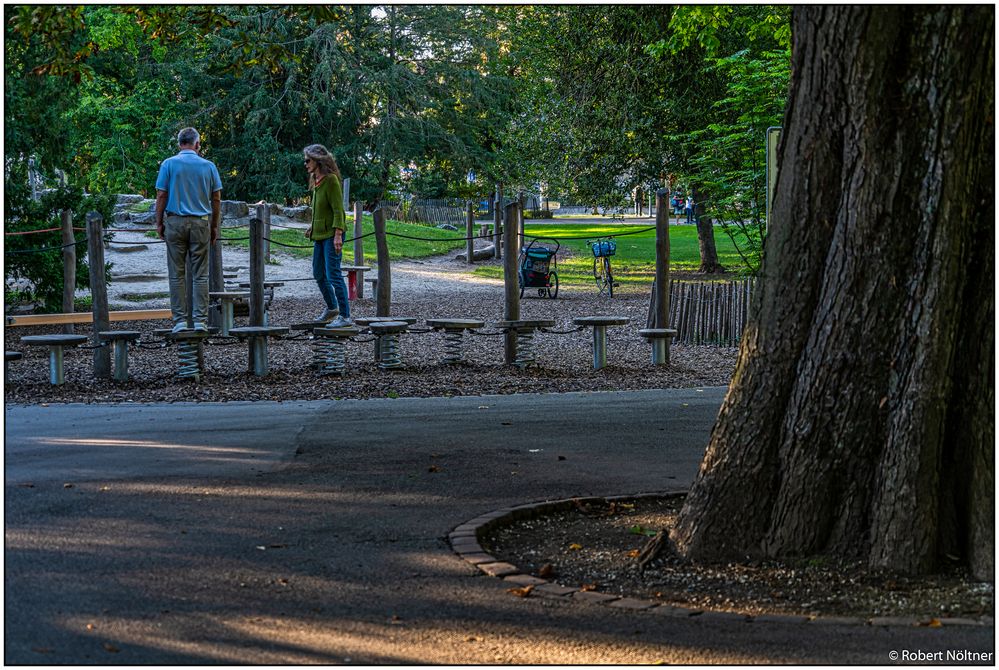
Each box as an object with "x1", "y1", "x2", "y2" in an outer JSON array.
[
  {"x1": 568, "y1": 543, "x2": 583, "y2": 550},
  {"x1": 627, "y1": 549, "x2": 641, "y2": 558},
  {"x1": 389, "y1": 614, "x2": 403, "y2": 624},
  {"x1": 86, "y1": 623, "x2": 95, "y2": 631},
  {"x1": 537, "y1": 563, "x2": 554, "y2": 578},
  {"x1": 63, "y1": 483, "x2": 74, "y2": 489},
  {"x1": 102, "y1": 642, "x2": 120, "y2": 653},
  {"x1": 507, "y1": 585, "x2": 534, "y2": 598},
  {"x1": 925, "y1": 618, "x2": 943, "y2": 628},
  {"x1": 580, "y1": 583, "x2": 599, "y2": 591},
  {"x1": 428, "y1": 465, "x2": 440, "y2": 473},
  {"x1": 99, "y1": 486, "x2": 110, "y2": 492},
  {"x1": 629, "y1": 524, "x2": 658, "y2": 537}
]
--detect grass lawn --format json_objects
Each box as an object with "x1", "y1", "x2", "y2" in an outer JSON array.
[
  {"x1": 471, "y1": 223, "x2": 750, "y2": 289},
  {"x1": 147, "y1": 215, "x2": 468, "y2": 264}
]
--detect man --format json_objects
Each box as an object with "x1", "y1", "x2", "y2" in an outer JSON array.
[{"x1": 155, "y1": 127, "x2": 223, "y2": 333}]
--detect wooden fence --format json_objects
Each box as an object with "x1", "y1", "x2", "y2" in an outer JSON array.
[{"x1": 660, "y1": 279, "x2": 755, "y2": 347}]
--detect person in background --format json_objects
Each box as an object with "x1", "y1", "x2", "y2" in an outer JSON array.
[
  {"x1": 155, "y1": 127, "x2": 222, "y2": 333},
  {"x1": 303, "y1": 143, "x2": 351, "y2": 327},
  {"x1": 685, "y1": 195, "x2": 694, "y2": 224}
]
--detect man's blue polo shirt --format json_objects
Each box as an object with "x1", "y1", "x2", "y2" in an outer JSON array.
[{"x1": 155, "y1": 149, "x2": 223, "y2": 216}]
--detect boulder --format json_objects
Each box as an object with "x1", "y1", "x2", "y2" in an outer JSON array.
[
  {"x1": 282, "y1": 205, "x2": 313, "y2": 222},
  {"x1": 116, "y1": 194, "x2": 146, "y2": 205},
  {"x1": 221, "y1": 200, "x2": 249, "y2": 218}
]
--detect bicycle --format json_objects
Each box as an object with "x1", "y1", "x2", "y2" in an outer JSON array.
[{"x1": 587, "y1": 237, "x2": 617, "y2": 297}]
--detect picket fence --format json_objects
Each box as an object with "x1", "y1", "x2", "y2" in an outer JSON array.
[{"x1": 651, "y1": 278, "x2": 756, "y2": 347}]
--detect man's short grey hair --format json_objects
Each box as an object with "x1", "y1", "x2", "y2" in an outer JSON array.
[{"x1": 177, "y1": 127, "x2": 200, "y2": 147}]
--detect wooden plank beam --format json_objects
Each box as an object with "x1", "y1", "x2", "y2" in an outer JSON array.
[{"x1": 6, "y1": 309, "x2": 172, "y2": 327}]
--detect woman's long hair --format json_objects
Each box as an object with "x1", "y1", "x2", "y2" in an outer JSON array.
[{"x1": 303, "y1": 144, "x2": 342, "y2": 187}]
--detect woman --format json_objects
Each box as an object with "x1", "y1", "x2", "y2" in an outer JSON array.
[{"x1": 303, "y1": 144, "x2": 351, "y2": 327}]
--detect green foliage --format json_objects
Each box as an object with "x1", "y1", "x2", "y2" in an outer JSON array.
[{"x1": 4, "y1": 162, "x2": 115, "y2": 312}]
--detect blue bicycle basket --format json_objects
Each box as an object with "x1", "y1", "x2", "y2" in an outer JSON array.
[{"x1": 591, "y1": 239, "x2": 617, "y2": 257}]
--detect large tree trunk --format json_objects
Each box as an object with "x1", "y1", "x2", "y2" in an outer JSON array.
[
  {"x1": 672, "y1": 6, "x2": 993, "y2": 580},
  {"x1": 692, "y1": 187, "x2": 725, "y2": 273}
]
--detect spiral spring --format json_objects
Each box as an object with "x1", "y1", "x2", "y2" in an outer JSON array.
[
  {"x1": 514, "y1": 328, "x2": 538, "y2": 368},
  {"x1": 311, "y1": 336, "x2": 334, "y2": 369},
  {"x1": 441, "y1": 329, "x2": 465, "y2": 364},
  {"x1": 176, "y1": 339, "x2": 202, "y2": 380},
  {"x1": 378, "y1": 334, "x2": 404, "y2": 370},
  {"x1": 319, "y1": 336, "x2": 348, "y2": 376}
]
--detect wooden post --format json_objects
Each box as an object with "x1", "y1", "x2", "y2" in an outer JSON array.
[
  {"x1": 503, "y1": 201, "x2": 520, "y2": 365},
  {"x1": 353, "y1": 202, "x2": 365, "y2": 298},
  {"x1": 373, "y1": 207, "x2": 391, "y2": 316},
  {"x1": 249, "y1": 216, "x2": 265, "y2": 326},
  {"x1": 208, "y1": 238, "x2": 223, "y2": 329},
  {"x1": 465, "y1": 201, "x2": 475, "y2": 265},
  {"x1": 654, "y1": 188, "x2": 671, "y2": 329},
  {"x1": 61, "y1": 209, "x2": 75, "y2": 334},
  {"x1": 86, "y1": 212, "x2": 111, "y2": 378},
  {"x1": 518, "y1": 191, "x2": 525, "y2": 243},
  {"x1": 257, "y1": 203, "x2": 271, "y2": 263},
  {"x1": 494, "y1": 183, "x2": 503, "y2": 260}
]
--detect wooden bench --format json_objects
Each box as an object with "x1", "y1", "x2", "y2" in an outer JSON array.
[
  {"x1": 209, "y1": 291, "x2": 250, "y2": 336},
  {"x1": 425, "y1": 319, "x2": 485, "y2": 363},
  {"x1": 97, "y1": 330, "x2": 141, "y2": 381},
  {"x1": 228, "y1": 326, "x2": 289, "y2": 376},
  {"x1": 573, "y1": 316, "x2": 631, "y2": 369},
  {"x1": 638, "y1": 328, "x2": 678, "y2": 365},
  {"x1": 367, "y1": 321, "x2": 410, "y2": 370},
  {"x1": 492, "y1": 319, "x2": 556, "y2": 368},
  {"x1": 313, "y1": 325, "x2": 361, "y2": 376},
  {"x1": 20, "y1": 334, "x2": 89, "y2": 385}
]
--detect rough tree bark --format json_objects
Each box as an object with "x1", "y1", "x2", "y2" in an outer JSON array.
[
  {"x1": 671, "y1": 6, "x2": 993, "y2": 580},
  {"x1": 692, "y1": 186, "x2": 725, "y2": 273}
]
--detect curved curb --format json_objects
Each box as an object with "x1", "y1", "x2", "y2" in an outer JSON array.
[{"x1": 449, "y1": 492, "x2": 992, "y2": 629}]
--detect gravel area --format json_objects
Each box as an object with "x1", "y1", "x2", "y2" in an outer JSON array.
[
  {"x1": 5, "y1": 243, "x2": 737, "y2": 404},
  {"x1": 482, "y1": 496, "x2": 995, "y2": 621}
]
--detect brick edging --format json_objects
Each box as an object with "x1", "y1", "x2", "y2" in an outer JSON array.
[{"x1": 449, "y1": 492, "x2": 992, "y2": 628}]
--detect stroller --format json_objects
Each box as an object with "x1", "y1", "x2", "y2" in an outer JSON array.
[{"x1": 518, "y1": 238, "x2": 560, "y2": 299}]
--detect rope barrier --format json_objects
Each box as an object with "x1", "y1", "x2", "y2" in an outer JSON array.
[
  {"x1": 6, "y1": 239, "x2": 88, "y2": 255},
  {"x1": 5, "y1": 226, "x2": 87, "y2": 235}
]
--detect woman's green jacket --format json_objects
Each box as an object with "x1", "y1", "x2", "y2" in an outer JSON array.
[{"x1": 310, "y1": 175, "x2": 346, "y2": 241}]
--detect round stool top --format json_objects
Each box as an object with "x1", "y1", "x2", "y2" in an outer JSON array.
[
  {"x1": 98, "y1": 330, "x2": 142, "y2": 341},
  {"x1": 238, "y1": 281, "x2": 284, "y2": 288},
  {"x1": 6, "y1": 351, "x2": 24, "y2": 361},
  {"x1": 314, "y1": 326, "x2": 362, "y2": 337},
  {"x1": 290, "y1": 321, "x2": 330, "y2": 331},
  {"x1": 492, "y1": 319, "x2": 556, "y2": 329},
  {"x1": 367, "y1": 321, "x2": 410, "y2": 334},
  {"x1": 573, "y1": 316, "x2": 631, "y2": 327},
  {"x1": 209, "y1": 291, "x2": 250, "y2": 299},
  {"x1": 162, "y1": 329, "x2": 215, "y2": 341},
  {"x1": 638, "y1": 328, "x2": 678, "y2": 338},
  {"x1": 21, "y1": 334, "x2": 89, "y2": 346},
  {"x1": 228, "y1": 326, "x2": 289, "y2": 338},
  {"x1": 426, "y1": 318, "x2": 486, "y2": 330},
  {"x1": 354, "y1": 316, "x2": 418, "y2": 326}
]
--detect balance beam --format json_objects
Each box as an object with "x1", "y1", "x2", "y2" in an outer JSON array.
[{"x1": 6, "y1": 309, "x2": 172, "y2": 327}]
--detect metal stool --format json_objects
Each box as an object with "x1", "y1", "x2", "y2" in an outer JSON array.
[
  {"x1": 638, "y1": 328, "x2": 678, "y2": 365},
  {"x1": 313, "y1": 326, "x2": 361, "y2": 376},
  {"x1": 228, "y1": 326, "x2": 289, "y2": 376},
  {"x1": 97, "y1": 330, "x2": 141, "y2": 381},
  {"x1": 367, "y1": 321, "x2": 410, "y2": 370},
  {"x1": 209, "y1": 291, "x2": 250, "y2": 336},
  {"x1": 355, "y1": 317, "x2": 418, "y2": 362},
  {"x1": 20, "y1": 334, "x2": 89, "y2": 385},
  {"x1": 163, "y1": 329, "x2": 213, "y2": 381},
  {"x1": 573, "y1": 316, "x2": 631, "y2": 369}
]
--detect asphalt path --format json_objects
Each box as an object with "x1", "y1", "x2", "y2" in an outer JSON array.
[{"x1": 5, "y1": 388, "x2": 993, "y2": 664}]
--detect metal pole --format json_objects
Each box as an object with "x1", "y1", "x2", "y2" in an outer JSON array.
[
  {"x1": 113, "y1": 340, "x2": 129, "y2": 382},
  {"x1": 86, "y1": 212, "x2": 111, "y2": 378},
  {"x1": 593, "y1": 326, "x2": 607, "y2": 369}
]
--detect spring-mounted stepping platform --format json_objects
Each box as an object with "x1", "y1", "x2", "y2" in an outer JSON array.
[
  {"x1": 367, "y1": 321, "x2": 410, "y2": 370},
  {"x1": 290, "y1": 321, "x2": 333, "y2": 369},
  {"x1": 163, "y1": 329, "x2": 214, "y2": 381},
  {"x1": 491, "y1": 320, "x2": 555, "y2": 368},
  {"x1": 313, "y1": 326, "x2": 361, "y2": 376},
  {"x1": 425, "y1": 319, "x2": 486, "y2": 364},
  {"x1": 355, "y1": 317, "x2": 418, "y2": 363}
]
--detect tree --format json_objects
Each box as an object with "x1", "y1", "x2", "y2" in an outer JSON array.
[{"x1": 671, "y1": 6, "x2": 993, "y2": 580}]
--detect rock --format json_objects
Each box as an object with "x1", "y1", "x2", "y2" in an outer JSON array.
[
  {"x1": 221, "y1": 200, "x2": 249, "y2": 218},
  {"x1": 113, "y1": 211, "x2": 133, "y2": 224},
  {"x1": 437, "y1": 224, "x2": 458, "y2": 231},
  {"x1": 282, "y1": 205, "x2": 313, "y2": 222},
  {"x1": 131, "y1": 211, "x2": 156, "y2": 225},
  {"x1": 115, "y1": 194, "x2": 146, "y2": 205},
  {"x1": 455, "y1": 246, "x2": 496, "y2": 262}
]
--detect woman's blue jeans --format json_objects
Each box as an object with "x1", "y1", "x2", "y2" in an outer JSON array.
[{"x1": 312, "y1": 237, "x2": 350, "y2": 317}]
